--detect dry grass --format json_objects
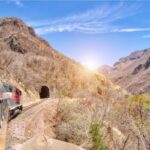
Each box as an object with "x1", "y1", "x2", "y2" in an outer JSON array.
[{"x1": 55, "y1": 92, "x2": 150, "y2": 150}]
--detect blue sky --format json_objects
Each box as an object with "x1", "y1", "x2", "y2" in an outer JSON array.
[{"x1": 1, "y1": 0, "x2": 150, "y2": 68}]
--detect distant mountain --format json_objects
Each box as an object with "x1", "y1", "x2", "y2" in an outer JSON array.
[
  {"x1": 99, "y1": 48, "x2": 150, "y2": 94},
  {"x1": 0, "y1": 17, "x2": 119, "y2": 103}
]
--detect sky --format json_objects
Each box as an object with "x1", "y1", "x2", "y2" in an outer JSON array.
[{"x1": 1, "y1": 0, "x2": 150, "y2": 69}]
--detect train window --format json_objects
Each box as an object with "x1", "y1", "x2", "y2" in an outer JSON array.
[
  {"x1": 0, "y1": 82, "x2": 5, "y2": 92},
  {"x1": 0, "y1": 84, "x2": 4, "y2": 92},
  {"x1": 16, "y1": 89, "x2": 22, "y2": 95},
  {"x1": 40, "y1": 86, "x2": 49, "y2": 99},
  {"x1": 3, "y1": 84, "x2": 13, "y2": 92}
]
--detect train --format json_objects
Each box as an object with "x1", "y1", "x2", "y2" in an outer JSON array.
[{"x1": 0, "y1": 81, "x2": 22, "y2": 128}]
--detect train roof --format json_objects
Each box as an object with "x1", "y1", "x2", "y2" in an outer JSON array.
[{"x1": 0, "y1": 81, "x2": 20, "y2": 92}]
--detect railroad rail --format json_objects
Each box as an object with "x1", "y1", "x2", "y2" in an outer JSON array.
[{"x1": 22, "y1": 100, "x2": 45, "y2": 113}]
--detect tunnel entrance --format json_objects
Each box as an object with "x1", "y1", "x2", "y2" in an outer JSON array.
[{"x1": 40, "y1": 86, "x2": 50, "y2": 99}]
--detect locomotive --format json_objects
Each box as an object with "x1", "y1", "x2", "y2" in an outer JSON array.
[{"x1": 0, "y1": 81, "x2": 22, "y2": 127}]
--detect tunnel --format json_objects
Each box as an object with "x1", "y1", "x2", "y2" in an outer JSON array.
[{"x1": 40, "y1": 86, "x2": 50, "y2": 99}]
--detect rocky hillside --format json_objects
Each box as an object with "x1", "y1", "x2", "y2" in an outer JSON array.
[
  {"x1": 0, "y1": 17, "x2": 119, "y2": 103},
  {"x1": 0, "y1": 17, "x2": 129, "y2": 150},
  {"x1": 99, "y1": 48, "x2": 150, "y2": 94}
]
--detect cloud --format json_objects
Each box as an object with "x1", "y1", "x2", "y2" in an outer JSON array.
[
  {"x1": 112, "y1": 28, "x2": 150, "y2": 33},
  {"x1": 26, "y1": 2, "x2": 142, "y2": 35},
  {"x1": 142, "y1": 34, "x2": 150, "y2": 38},
  {"x1": 9, "y1": 0, "x2": 24, "y2": 6}
]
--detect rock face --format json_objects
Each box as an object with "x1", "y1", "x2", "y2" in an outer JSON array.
[
  {"x1": 99, "y1": 48, "x2": 150, "y2": 94},
  {"x1": 12, "y1": 136, "x2": 85, "y2": 150},
  {"x1": 0, "y1": 18, "x2": 35, "y2": 37},
  {"x1": 0, "y1": 17, "x2": 115, "y2": 102}
]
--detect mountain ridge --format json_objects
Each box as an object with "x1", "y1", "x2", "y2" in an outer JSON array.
[{"x1": 99, "y1": 47, "x2": 150, "y2": 94}]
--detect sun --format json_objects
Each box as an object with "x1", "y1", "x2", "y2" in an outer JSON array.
[{"x1": 83, "y1": 61, "x2": 98, "y2": 71}]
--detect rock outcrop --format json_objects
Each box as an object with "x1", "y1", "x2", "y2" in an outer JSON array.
[{"x1": 12, "y1": 136, "x2": 85, "y2": 150}]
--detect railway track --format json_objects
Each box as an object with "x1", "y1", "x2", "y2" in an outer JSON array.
[
  {"x1": 22, "y1": 98, "x2": 52, "y2": 112},
  {"x1": 6, "y1": 98, "x2": 58, "y2": 150},
  {"x1": 22, "y1": 100, "x2": 44, "y2": 113},
  {"x1": 9, "y1": 98, "x2": 50, "y2": 121},
  {"x1": 1, "y1": 98, "x2": 51, "y2": 150}
]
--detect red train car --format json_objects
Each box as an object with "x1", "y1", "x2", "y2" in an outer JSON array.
[{"x1": 0, "y1": 82, "x2": 22, "y2": 127}]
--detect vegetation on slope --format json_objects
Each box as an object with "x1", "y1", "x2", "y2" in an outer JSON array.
[{"x1": 55, "y1": 93, "x2": 150, "y2": 150}]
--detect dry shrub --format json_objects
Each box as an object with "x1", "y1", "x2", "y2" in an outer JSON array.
[
  {"x1": 55, "y1": 98, "x2": 111, "y2": 150},
  {"x1": 55, "y1": 91, "x2": 150, "y2": 150},
  {"x1": 56, "y1": 98, "x2": 92, "y2": 144}
]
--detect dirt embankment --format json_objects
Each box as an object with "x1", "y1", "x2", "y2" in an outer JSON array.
[
  {"x1": 6, "y1": 98, "x2": 85, "y2": 150},
  {"x1": 6, "y1": 99, "x2": 59, "y2": 149},
  {"x1": 11, "y1": 136, "x2": 85, "y2": 150}
]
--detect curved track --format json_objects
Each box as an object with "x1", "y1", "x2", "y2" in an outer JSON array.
[{"x1": 1, "y1": 98, "x2": 50, "y2": 150}]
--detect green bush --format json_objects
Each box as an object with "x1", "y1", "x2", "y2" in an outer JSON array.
[
  {"x1": 89, "y1": 123, "x2": 108, "y2": 150},
  {"x1": 128, "y1": 94, "x2": 150, "y2": 126},
  {"x1": 128, "y1": 94, "x2": 150, "y2": 113}
]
